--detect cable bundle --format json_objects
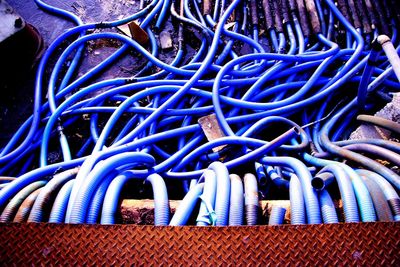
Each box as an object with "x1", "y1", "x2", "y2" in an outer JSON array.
[{"x1": 0, "y1": 0, "x2": 400, "y2": 225}]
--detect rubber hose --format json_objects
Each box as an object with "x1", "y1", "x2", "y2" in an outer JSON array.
[{"x1": 357, "y1": 115, "x2": 400, "y2": 136}]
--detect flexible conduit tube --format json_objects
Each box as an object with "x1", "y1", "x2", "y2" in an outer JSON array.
[
  {"x1": 319, "y1": 100, "x2": 400, "y2": 190},
  {"x1": 260, "y1": 157, "x2": 321, "y2": 224},
  {"x1": 100, "y1": 173, "x2": 170, "y2": 225},
  {"x1": 90, "y1": 172, "x2": 119, "y2": 224},
  {"x1": 268, "y1": 206, "x2": 286, "y2": 225},
  {"x1": 116, "y1": 0, "x2": 242, "y2": 154},
  {"x1": 3, "y1": 0, "x2": 400, "y2": 227},
  {"x1": 146, "y1": 174, "x2": 170, "y2": 225},
  {"x1": 0, "y1": 156, "x2": 83, "y2": 212},
  {"x1": 319, "y1": 190, "x2": 339, "y2": 223},
  {"x1": 0, "y1": 177, "x2": 15, "y2": 182},
  {"x1": 229, "y1": 174, "x2": 244, "y2": 226},
  {"x1": 289, "y1": 174, "x2": 306, "y2": 225},
  {"x1": 305, "y1": 153, "x2": 376, "y2": 222},
  {"x1": 13, "y1": 188, "x2": 42, "y2": 223},
  {"x1": 49, "y1": 180, "x2": 75, "y2": 223},
  {"x1": 0, "y1": 181, "x2": 46, "y2": 222},
  {"x1": 68, "y1": 152, "x2": 155, "y2": 223},
  {"x1": 244, "y1": 173, "x2": 259, "y2": 225},
  {"x1": 196, "y1": 170, "x2": 217, "y2": 226},
  {"x1": 208, "y1": 162, "x2": 230, "y2": 226},
  {"x1": 344, "y1": 167, "x2": 376, "y2": 222},
  {"x1": 170, "y1": 127, "x2": 300, "y2": 180},
  {"x1": 28, "y1": 168, "x2": 79, "y2": 222},
  {"x1": 169, "y1": 183, "x2": 204, "y2": 226},
  {"x1": 360, "y1": 176, "x2": 393, "y2": 222},
  {"x1": 315, "y1": 165, "x2": 359, "y2": 222},
  {"x1": 356, "y1": 170, "x2": 400, "y2": 221},
  {"x1": 64, "y1": 124, "x2": 199, "y2": 214},
  {"x1": 378, "y1": 35, "x2": 400, "y2": 81}
]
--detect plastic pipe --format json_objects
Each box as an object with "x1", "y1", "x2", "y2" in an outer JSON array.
[
  {"x1": 208, "y1": 162, "x2": 231, "y2": 226},
  {"x1": 244, "y1": 173, "x2": 258, "y2": 225},
  {"x1": 228, "y1": 174, "x2": 244, "y2": 226},
  {"x1": 319, "y1": 190, "x2": 339, "y2": 223},
  {"x1": 0, "y1": 181, "x2": 46, "y2": 223},
  {"x1": 146, "y1": 174, "x2": 170, "y2": 225},
  {"x1": 13, "y1": 188, "x2": 42, "y2": 223},
  {"x1": 170, "y1": 183, "x2": 204, "y2": 226},
  {"x1": 289, "y1": 173, "x2": 306, "y2": 225},
  {"x1": 196, "y1": 170, "x2": 217, "y2": 226},
  {"x1": 49, "y1": 180, "x2": 75, "y2": 223},
  {"x1": 360, "y1": 175, "x2": 393, "y2": 222},
  {"x1": 356, "y1": 169, "x2": 400, "y2": 221},
  {"x1": 28, "y1": 168, "x2": 78, "y2": 222},
  {"x1": 268, "y1": 206, "x2": 286, "y2": 225}
]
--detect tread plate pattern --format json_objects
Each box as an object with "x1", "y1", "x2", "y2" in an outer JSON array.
[{"x1": 0, "y1": 222, "x2": 399, "y2": 265}]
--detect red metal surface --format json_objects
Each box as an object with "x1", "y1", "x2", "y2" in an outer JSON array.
[{"x1": 1, "y1": 222, "x2": 399, "y2": 265}]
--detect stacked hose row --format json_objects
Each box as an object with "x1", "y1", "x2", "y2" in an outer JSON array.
[{"x1": 0, "y1": 0, "x2": 400, "y2": 225}]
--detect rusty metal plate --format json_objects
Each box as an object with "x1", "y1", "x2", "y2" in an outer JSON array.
[{"x1": 0, "y1": 222, "x2": 399, "y2": 265}]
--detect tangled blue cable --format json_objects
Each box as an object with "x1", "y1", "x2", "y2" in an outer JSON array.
[{"x1": 0, "y1": 0, "x2": 400, "y2": 225}]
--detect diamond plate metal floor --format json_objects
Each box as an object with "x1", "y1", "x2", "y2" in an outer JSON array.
[{"x1": 1, "y1": 222, "x2": 399, "y2": 265}]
